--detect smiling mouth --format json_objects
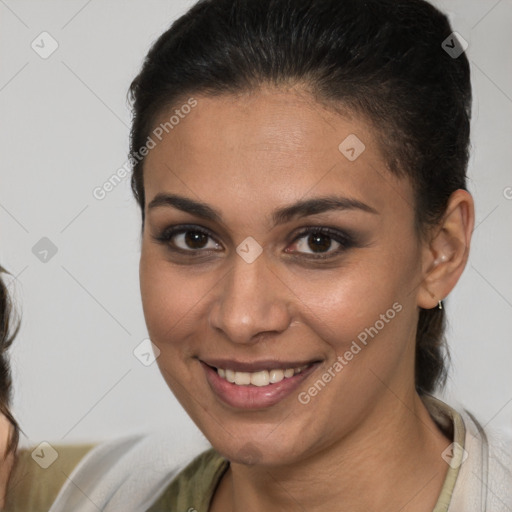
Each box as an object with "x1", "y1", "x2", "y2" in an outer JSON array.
[
  {"x1": 200, "y1": 360, "x2": 320, "y2": 409},
  {"x1": 214, "y1": 365, "x2": 309, "y2": 387},
  {"x1": 201, "y1": 358, "x2": 319, "y2": 387}
]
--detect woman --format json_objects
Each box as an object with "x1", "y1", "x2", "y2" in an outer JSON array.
[
  {"x1": 11, "y1": 0, "x2": 512, "y2": 510},
  {"x1": 0, "y1": 266, "x2": 20, "y2": 508},
  {"x1": 1, "y1": 267, "x2": 95, "y2": 512}
]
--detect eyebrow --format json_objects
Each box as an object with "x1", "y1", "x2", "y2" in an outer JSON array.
[{"x1": 147, "y1": 193, "x2": 378, "y2": 227}]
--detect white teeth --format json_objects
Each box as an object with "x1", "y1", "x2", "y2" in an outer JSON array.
[
  {"x1": 234, "y1": 372, "x2": 251, "y2": 385},
  {"x1": 250, "y1": 371, "x2": 270, "y2": 387},
  {"x1": 216, "y1": 365, "x2": 307, "y2": 386},
  {"x1": 269, "y1": 369, "x2": 284, "y2": 383}
]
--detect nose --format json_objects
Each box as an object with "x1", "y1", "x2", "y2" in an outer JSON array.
[{"x1": 208, "y1": 252, "x2": 292, "y2": 345}]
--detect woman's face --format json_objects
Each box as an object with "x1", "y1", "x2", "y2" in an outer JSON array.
[{"x1": 140, "y1": 87, "x2": 429, "y2": 466}]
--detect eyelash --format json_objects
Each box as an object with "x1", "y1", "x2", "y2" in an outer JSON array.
[
  {"x1": 152, "y1": 224, "x2": 355, "y2": 260},
  {"x1": 287, "y1": 227, "x2": 355, "y2": 259}
]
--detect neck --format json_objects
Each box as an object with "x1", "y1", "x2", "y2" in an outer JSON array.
[{"x1": 213, "y1": 392, "x2": 451, "y2": 512}]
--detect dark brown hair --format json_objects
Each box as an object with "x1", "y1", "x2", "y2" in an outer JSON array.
[
  {"x1": 128, "y1": 0, "x2": 471, "y2": 394},
  {"x1": 0, "y1": 266, "x2": 20, "y2": 454}
]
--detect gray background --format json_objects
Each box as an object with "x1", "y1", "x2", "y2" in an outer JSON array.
[{"x1": 0, "y1": 0, "x2": 510, "y2": 447}]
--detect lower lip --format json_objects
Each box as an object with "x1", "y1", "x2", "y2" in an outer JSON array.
[{"x1": 201, "y1": 361, "x2": 318, "y2": 409}]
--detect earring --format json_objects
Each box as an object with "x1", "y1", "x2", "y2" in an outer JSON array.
[{"x1": 427, "y1": 289, "x2": 443, "y2": 310}]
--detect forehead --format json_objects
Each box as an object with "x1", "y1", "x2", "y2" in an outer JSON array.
[{"x1": 143, "y1": 89, "x2": 414, "y2": 223}]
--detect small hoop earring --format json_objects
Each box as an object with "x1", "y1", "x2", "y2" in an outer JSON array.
[{"x1": 427, "y1": 289, "x2": 443, "y2": 310}]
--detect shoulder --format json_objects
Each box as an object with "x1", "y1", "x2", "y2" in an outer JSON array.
[
  {"x1": 447, "y1": 403, "x2": 512, "y2": 511},
  {"x1": 464, "y1": 411, "x2": 512, "y2": 510},
  {"x1": 48, "y1": 429, "x2": 210, "y2": 512},
  {"x1": 422, "y1": 395, "x2": 512, "y2": 511}
]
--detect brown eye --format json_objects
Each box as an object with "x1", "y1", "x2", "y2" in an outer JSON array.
[
  {"x1": 153, "y1": 225, "x2": 222, "y2": 253},
  {"x1": 286, "y1": 227, "x2": 355, "y2": 259},
  {"x1": 294, "y1": 232, "x2": 339, "y2": 255},
  {"x1": 184, "y1": 231, "x2": 209, "y2": 249},
  {"x1": 172, "y1": 230, "x2": 220, "y2": 251},
  {"x1": 306, "y1": 233, "x2": 332, "y2": 253}
]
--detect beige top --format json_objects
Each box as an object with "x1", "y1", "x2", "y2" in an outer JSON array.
[
  {"x1": 2, "y1": 395, "x2": 476, "y2": 511},
  {"x1": 147, "y1": 395, "x2": 467, "y2": 511}
]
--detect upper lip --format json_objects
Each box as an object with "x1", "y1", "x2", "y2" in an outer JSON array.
[{"x1": 200, "y1": 358, "x2": 320, "y2": 373}]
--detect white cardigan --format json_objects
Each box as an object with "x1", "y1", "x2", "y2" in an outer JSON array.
[{"x1": 49, "y1": 398, "x2": 512, "y2": 512}]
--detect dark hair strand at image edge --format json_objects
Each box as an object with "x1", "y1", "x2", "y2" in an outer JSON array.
[{"x1": 0, "y1": 266, "x2": 20, "y2": 455}]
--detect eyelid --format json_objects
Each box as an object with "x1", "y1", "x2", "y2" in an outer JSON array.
[
  {"x1": 160, "y1": 224, "x2": 217, "y2": 240},
  {"x1": 286, "y1": 226, "x2": 355, "y2": 258},
  {"x1": 290, "y1": 226, "x2": 353, "y2": 242},
  {"x1": 152, "y1": 223, "x2": 356, "y2": 259},
  {"x1": 152, "y1": 224, "x2": 223, "y2": 253}
]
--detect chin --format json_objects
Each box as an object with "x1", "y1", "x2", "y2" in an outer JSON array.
[{"x1": 196, "y1": 415, "x2": 313, "y2": 467}]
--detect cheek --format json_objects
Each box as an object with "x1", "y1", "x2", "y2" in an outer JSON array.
[
  {"x1": 283, "y1": 261, "x2": 402, "y2": 339},
  {"x1": 288, "y1": 267, "x2": 415, "y2": 421},
  {"x1": 282, "y1": 250, "x2": 419, "y2": 383},
  {"x1": 139, "y1": 246, "x2": 223, "y2": 361}
]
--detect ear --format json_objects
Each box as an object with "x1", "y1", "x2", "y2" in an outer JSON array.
[{"x1": 417, "y1": 189, "x2": 475, "y2": 309}]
